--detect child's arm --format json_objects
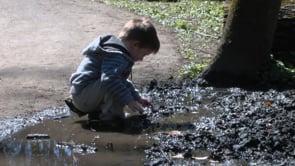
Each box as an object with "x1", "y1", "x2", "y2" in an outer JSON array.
[
  {"x1": 101, "y1": 55, "x2": 136, "y2": 106},
  {"x1": 126, "y1": 79, "x2": 141, "y2": 100}
]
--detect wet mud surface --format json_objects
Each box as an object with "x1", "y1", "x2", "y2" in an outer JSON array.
[
  {"x1": 0, "y1": 78, "x2": 294, "y2": 165},
  {"x1": 143, "y1": 79, "x2": 295, "y2": 165}
]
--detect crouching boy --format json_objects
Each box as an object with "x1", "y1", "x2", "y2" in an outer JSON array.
[{"x1": 66, "y1": 18, "x2": 160, "y2": 127}]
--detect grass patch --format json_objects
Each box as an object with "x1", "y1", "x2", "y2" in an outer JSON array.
[{"x1": 98, "y1": 0, "x2": 295, "y2": 83}]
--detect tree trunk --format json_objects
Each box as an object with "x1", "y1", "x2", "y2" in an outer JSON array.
[{"x1": 201, "y1": 0, "x2": 281, "y2": 87}]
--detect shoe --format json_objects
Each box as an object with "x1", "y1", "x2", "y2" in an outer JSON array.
[
  {"x1": 64, "y1": 96, "x2": 87, "y2": 117},
  {"x1": 88, "y1": 111, "x2": 101, "y2": 121}
]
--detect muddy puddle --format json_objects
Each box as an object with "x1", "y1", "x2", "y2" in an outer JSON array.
[
  {"x1": 0, "y1": 106, "x2": 150, "y2": 165},
  {"x1": 0, "y1": 105, "x2": 216, "y2": 166},
  {"x1": 0, "y1": 79, "x2": 294, "y2": 165}
]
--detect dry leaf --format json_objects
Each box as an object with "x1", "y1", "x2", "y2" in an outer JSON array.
[{"x1": 264, "y1": 100, "x2": 273, "y2": 107}]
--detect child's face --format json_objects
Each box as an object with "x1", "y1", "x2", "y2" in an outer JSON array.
[
  {"x1": 132, "y1": 47, "x2": 153, "y2": 61},
  {"x1": 129, "y1": 41, "x2": 153, "y2": 61}
]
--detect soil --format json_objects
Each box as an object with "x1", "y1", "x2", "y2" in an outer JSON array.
[{"x1": 0, "y1": 0, "x2": 182, "y2": 118}]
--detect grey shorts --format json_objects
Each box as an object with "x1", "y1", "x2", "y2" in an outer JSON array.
[{"x1": 71, "y1": 80, "x2": 125, "y2": 120}]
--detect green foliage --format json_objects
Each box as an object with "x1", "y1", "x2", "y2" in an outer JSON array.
[
  {"x1": 178, "y1": 61, "x2": 210, "y2": 78},
  {"x1": 98, "y1": 0, "x2": 224, "y2": 78},
  {"x1": 175, "y1": 20, "x2": 188, "y2": 30}
]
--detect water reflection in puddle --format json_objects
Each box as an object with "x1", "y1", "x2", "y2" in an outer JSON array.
[
  {"x1": 0, "y1": 106, "x2": 150, "y2": 166},
  {"x1": 1, "y1": 139, "x2": 77, "y2": 165}
]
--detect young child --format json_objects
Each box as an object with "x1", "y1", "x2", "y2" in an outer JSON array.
[{"x1": 66, "y1": 18, "x2": 160, "y2": 127}]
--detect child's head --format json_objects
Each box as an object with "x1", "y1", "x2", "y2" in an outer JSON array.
[{"x1": 119, "y1": 18, "x2": 160, "y2": 55}]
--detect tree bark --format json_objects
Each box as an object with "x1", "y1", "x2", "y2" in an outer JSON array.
[{"x1": 201, "y1": 0, "x2": 281, "y2": 87}]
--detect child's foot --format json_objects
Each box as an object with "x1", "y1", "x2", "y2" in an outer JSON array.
[{"x1": 64, "y1": 96, "x2": 87, "y2": 117}]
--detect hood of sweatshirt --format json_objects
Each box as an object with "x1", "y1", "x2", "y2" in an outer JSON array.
[{"x1": 80, "y1": 34, "x2": 133, "y2": 62}]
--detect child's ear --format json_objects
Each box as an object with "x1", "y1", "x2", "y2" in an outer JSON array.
[{"x1": 131, "y1": 40, "x2": 140, "y2": 48}]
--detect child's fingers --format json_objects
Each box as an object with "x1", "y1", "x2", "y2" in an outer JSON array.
[{"x1": 139, "y1": 98, "x2": 152, "y2": 107}]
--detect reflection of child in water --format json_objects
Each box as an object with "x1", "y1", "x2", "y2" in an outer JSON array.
[{"x1": 66, "y1": 18, "x2": 160, "y2": 126}]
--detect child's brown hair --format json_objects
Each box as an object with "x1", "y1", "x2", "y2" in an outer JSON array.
[{"x1": 119, "y1": 18, "x2": 160, "y2": 54}]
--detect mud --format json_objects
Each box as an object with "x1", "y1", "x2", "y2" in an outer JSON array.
[
  {"x1": 1, "y1": 78, "x2": 294, "y2": 165},
  {"x1": 143, "y1": 78, "x2": 295, "y2": 165}
]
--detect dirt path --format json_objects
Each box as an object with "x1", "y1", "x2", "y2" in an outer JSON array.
[{"x1": 0, "y1": 0, "x2": 181, "y2": 118}]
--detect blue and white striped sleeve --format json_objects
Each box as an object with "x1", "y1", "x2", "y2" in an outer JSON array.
[{"x1": 100, "y1": 54, "x2": 135, "y2": 105}]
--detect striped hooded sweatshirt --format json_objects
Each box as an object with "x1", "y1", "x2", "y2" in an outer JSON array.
[{"x1": 70, "y1": 35, "x2": 141, "y2": 106}]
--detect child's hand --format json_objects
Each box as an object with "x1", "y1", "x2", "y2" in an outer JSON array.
[
  {"x1": 127, "y1": 100, "x2": 145, "y2": 114},
  {"x1": 138, "y1": 97, "x2": 152, "y2": 107}
]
